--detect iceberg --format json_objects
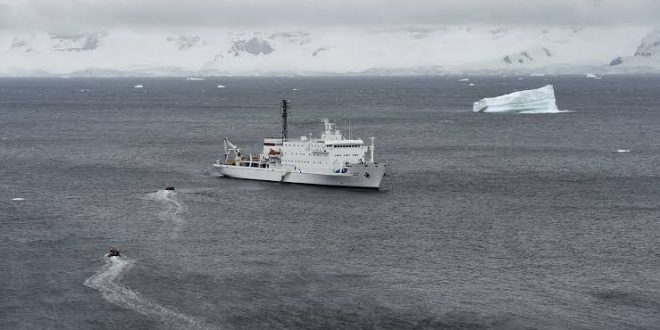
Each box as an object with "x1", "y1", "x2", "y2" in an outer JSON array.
[{"x1": 473, "y1": 85, "x2": 560, "y2": 113}]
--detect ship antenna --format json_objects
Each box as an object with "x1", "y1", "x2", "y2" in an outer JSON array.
[
  {"x1": 370, "y1": 137, "x2": 375, "y2": 163},
  {"x1": 281, "y1": 99, "x2": 289, "y2": 141},
  {"x1": 348, "y1": 110, "x2": 351, "y2": 140}
]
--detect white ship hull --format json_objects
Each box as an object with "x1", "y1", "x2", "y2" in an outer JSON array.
[
  {"x1": 214, "y1": 163, "x2": 387, "y2": 189},
  {"x1": 215, "y1": 103, "x2": 387, "y2": 189}
]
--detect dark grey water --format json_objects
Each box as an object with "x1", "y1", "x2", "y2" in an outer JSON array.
[{"x1": 1, "y1": 76, "x2": 659, "y2": 329}]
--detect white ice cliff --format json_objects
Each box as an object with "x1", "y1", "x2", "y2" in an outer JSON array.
[{"x1": 473, "y1": 85, "x2": 560, "y2": 114}]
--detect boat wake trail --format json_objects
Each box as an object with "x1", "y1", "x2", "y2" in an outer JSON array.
[
  {"x1": 85, "y1": 256, "x2": 209, "y2": 329},
  {"x1": 146, "y1": 190, "x2": 187, "y2": 238}
]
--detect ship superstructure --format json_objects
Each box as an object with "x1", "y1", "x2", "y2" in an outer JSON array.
[{"x1": 213, "y1": 100, "x2": 387, "y2": 188}]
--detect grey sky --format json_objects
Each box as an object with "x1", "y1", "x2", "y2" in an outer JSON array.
[{"x1": 1, "y1": 0, "x2": 658, "y2": 31}]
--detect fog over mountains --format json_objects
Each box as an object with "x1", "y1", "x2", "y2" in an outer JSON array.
[{"x1": 1, "y1": 26, "x2": 659, "y2": 76}]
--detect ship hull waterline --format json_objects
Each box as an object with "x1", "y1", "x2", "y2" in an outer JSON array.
[{"x1": 213, "y1": 163, "x2": 387, "y2": 189}]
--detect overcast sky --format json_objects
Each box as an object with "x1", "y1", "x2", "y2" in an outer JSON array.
[{"x1": 1, "y1": 0, "x2": 658, "y2": 31}]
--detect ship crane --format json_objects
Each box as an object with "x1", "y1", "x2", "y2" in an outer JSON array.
[{"x1": 222, "y1": 138, "x2": 241, "y2": 164}]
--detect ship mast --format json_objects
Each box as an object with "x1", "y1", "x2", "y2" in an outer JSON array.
[{"x1": 281, "y1": 99, "x2": 289, "y2": 141}]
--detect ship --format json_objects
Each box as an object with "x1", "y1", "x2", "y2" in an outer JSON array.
[{"x1": 213, "y1": 100, "x2": 387, "y2": 189}]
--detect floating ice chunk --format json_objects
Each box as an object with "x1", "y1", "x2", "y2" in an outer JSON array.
[
  {"x1": 473, "y1": 85, "x2": 560, "y2": 114},
  {"x1": 585, "y1": 73, "x2": 602, "y2": 79},
  {"x1": 185, "y1": 77, "x2": 205, "y2": 81},
  {"x1": 216, "y1": 84, "x2": 226, "y2": 89},
  {"x1": 617, "y1": 149, "x2": 631, "y2": 153},
  {"x1": 133, "y1": 84, "x2": 143, "y2": 89},
  {"x1": 469, "y1": 83, "x2": 475, "y2": 86},
  {"x1": 458, "y1": 78, "x2": 470, "y2": 82},
  {"x1": 12, "y1": 198, "x2": 25, "y2": 201}
]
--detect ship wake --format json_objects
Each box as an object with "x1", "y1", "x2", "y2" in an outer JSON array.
[
  {"x1": 84, "y1": 256, "x2": 209, "y2": 329},
  {"x1": 145, "y1": 190, "x2": 187, "y2": 238}
]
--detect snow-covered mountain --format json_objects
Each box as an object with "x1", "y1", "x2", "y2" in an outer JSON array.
[
  {"x1": 502, "y1": 47, "x2": 553, "y2": 65},
  {"x1": 0, "y1": 26, "x2": 657, "y2": 76},
  {"x1": 608, "y1": 29, "x2": 660, "y2": 73}
]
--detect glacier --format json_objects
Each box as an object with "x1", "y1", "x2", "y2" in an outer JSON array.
[{"x1": 473, "y1": 85, "x2": 560, "y2": 114}]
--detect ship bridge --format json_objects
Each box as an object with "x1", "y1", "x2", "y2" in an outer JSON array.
[
  {"x1": 324, "y1": 139, "x2": 364, "y2": 148},
  {"x1": 276, "y1": 119, "x2": 371, "y2": 173}
]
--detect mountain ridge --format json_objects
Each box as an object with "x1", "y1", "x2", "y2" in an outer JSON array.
[{"x1": 1, "y1": 26, "x2": 658, "y2": 76}]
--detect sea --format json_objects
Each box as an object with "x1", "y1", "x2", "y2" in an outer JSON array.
[{"x1": 1, "y1": 76, "x2": 659, "y2": 329}]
